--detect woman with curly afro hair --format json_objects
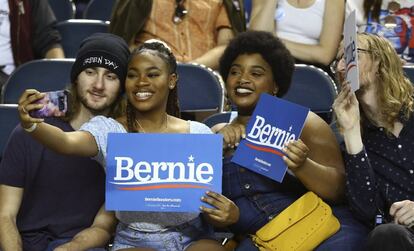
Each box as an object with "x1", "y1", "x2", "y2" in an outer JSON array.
[{"x1": 215, "y1": 31, "x2": 369, "y2": 250}]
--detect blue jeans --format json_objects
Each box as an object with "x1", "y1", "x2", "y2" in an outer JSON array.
[
  {"x1": 44, "y1": 238, "x2": 107, "y2": 251},
  {"x1": 222, "y1": 158, "x2": 369, "y2": 251},
  {"x1": 235, "y1": 206, "x2": 369, "y2": 251},
  {"x1": 112, "y1": 216, "x2": 215, "y2": 251},
  {"x1": 366, "y1": 223, "x2": 414, "y2": 251}
]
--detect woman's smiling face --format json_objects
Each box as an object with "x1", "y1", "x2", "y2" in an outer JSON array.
[
  {"x1": 226, "y1": 53, "x2": 277, "y2": 114},
  {"x1": 125, "y1": 51, "x2": 176, "y2": 113}
]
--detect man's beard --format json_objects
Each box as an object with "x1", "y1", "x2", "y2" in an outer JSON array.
[{"x1": 78, "y1": 93, "x2": 111, "y2": 116}]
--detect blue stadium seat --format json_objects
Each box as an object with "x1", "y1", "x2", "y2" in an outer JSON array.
[
  {"x1": 83, "y1": 0, "x2": 115, "y2": 21},
  {"x1": 244, "y1": 0, "x2": 252, "y2": 24},
  {"x1": 283, "y1": 64, "x2": 338, "y2": 124},
  {"x1": 48, "y1": 0, "x2": 76, "y2": 22},
  {"x1": 177, "y1": 63, "x2": 225, "y2": 113},
  {"x1": 203, "y1": 112, "x2": 233, "y2": 128},
  {"x1": 203, "y1": 65, "x2": 337, "y2": 127},
  {"x1": 403, "y1": 65, "x2": 414, "y2": 84},
  {"x1": 0, "y1": 104, "x2": 19, "y2": 161},
  {"x1": 1, "y1": 59, "x2": 74, "y2": 104},
  {"x1": 56, "y1": 19, "x2": 109, "y2": 58}
]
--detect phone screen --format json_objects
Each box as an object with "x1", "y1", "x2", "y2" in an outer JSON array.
[{"x1": 29, "y1": 90, "x2": 68, "y2": 118}]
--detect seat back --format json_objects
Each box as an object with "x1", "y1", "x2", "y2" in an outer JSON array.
[
  {"x1": 177, "y1": 63, "x2": 225, "y2": 113},
  {"x1": 403, "y1": 65, "x2": 414, "y2": 84},
  {"x1": 56, "y1": 19, "x2": 109, "y2": 58},
  {"x1": 48, "y1": 0, "x2": 76, "y2": 22},
  {"x1": 1, "y1": 59, "x2": 74, "y2": 104},
  {"x1": 203, "y1": 112, "x2": 233, "y2": 128},
  {"x1": 0, "y1": 104, "x2": 19, "y2": 161},
  {"x1": 83, "y1": 0, "x2": 115, "y2": 21},
  {"x1": 283, "y1": 64, "x2": 338, "y2": 123}
]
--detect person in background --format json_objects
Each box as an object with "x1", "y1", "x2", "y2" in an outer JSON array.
[
  {"x1": 248, "y1": 0, "x2": 344, "y2": 74},
  {"x1": 16, "y1": 39, "x2": 239, "y2": 251},
  {"x1": 0, "y1": 33, "x2": 129, "y2": 251},
  {"x1": 0, "y1": 0, "x2": 65, "y2": 93},
  {"x1": 215, "y1": 31, "x2": 369, "y2": 250},
  {"x1": 346, "y1": 0, "x2": 414, "y2": 63},
  {"x1": 109, "y1": 0, "x2": 245, "y2": 70},
  {"x1": 333, "y1": 32, "x2": 414, "y2": 250}
]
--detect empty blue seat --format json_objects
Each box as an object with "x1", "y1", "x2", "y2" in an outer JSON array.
[
  {"x1": 403, "y1": 65, "x2": 414, "y2": 84},
  {"x1": 203, "y1": 112, "x2": 233, "y2": 128},
  {"x1": 1, "y1": 59, "x2": 74, "y2": 104},
  {"x1": 56, "y1": 19, "x2": 109, "y2": 58},
  {"x1": 203, "y1": 64, "x2": 337, "y2": 128},
  {"x1": 177, "y1": 63, "x2": 225, "y2": 113},
  {"x1": 283, "y1": 64, "x2": 338, "y2": 124},
  {"x1": 83, "y1": 0, "x2": 115, "y2": 21},
  {"x1": 0, "y1": 104, "x2": 19, "y2": 161},
  {"x1": 48, "y1": 0, "x2": 76, "y2": 22}
]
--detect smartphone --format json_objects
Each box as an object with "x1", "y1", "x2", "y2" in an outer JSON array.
[{"x1": 29, "y1": 90, "x2": 68, "y2": 118}]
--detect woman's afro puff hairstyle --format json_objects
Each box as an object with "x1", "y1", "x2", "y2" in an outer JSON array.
[{"x1": 219, "y1": 31, "x2": 294, "y2": 97}]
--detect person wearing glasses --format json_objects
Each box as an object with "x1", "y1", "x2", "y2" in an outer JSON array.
[
  {"x1": 109, "y1": 0, "x2": 245, "y2": 70},
  {"x1": 332, "y1": 33, "x2": 414, "y2": 250},
  {"x1": 346, "y1": 0, "x2": 414, "y2": 62},
  {"x1": 248, "y1": 0, "x2": 344, "y2": 75}
]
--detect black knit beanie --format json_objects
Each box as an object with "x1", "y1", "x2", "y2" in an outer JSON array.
[{"x1": 70, "y1": 33, "x2": 130, "y2": 92}]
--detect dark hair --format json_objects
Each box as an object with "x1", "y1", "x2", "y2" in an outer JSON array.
[
  {"x1": 126, "y1": 41, "x2": 181, "y2": 132},
  {"x1": 363, "y1": 0, "x2": 382, "y2": 22},
  {"x1": 219, "y1": 31, "x2": 294, "y2": 97}
]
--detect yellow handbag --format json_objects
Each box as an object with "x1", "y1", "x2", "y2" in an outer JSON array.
[{"x1": 251, "y1": 191, "x2": 340, "y2": 251}]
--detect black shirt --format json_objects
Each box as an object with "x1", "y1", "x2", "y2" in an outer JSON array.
[
  {"x1": 344, "y1": 114, "x2": 414, "y2": 226},
  {"x1": 0, "y1": 118, "x2": 105, "y2": 251}
]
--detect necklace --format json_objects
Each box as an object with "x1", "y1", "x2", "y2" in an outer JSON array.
[{"x1": 135, "y1": 115, "x2": 168, "y2": 133}]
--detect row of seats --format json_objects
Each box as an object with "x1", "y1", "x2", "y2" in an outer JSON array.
[
  {"x1": 0, "y1": 61, "x2": 338, "y2": 160},
  {"x1": 48, "y1": 0, "x2": 115, "y2": 22},
  {"x1": 0, "y1": 60, "x2": 225, "y2": 113},
  {"x1": 56, "y1": 19, "x2": 109, "y2": 58},
  {"x1": 4, "y1": 59, "x2": 414, "y2": 158},
  {"x1": 0, "y1": 61, "x2": 227, "y2": 159}
]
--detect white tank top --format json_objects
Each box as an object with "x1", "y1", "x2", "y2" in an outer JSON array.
[
  {"x1": 0, "y1": 0, "x2": 15, "y2": 74},
  {"x1": 275, "y1": 0, "x2": 326, "y2": 45}
]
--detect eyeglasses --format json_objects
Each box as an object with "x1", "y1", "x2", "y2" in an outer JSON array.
[
  {"x1": 330, "y1": 48, "x2": 374, "y2": 74},
  {"x1": 173, "y1": 0, "x2": 188, "y2": 24}
]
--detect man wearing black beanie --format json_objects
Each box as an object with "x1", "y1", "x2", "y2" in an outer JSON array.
[{"x1": 0, "y1": 33, "x2": 130, "y2": 251}]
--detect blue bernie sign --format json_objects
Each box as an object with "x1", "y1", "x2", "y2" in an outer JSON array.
[
  {"x1": 232, "y1": 94, "x2": 309, "y2": 182},
  {"x1": 106, "y1": 133, "x2": 222, "y2": 212}
]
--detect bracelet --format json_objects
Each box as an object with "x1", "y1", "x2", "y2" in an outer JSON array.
[{"x1": 23, "y1": 123, "x2": 37, "y2": 133}]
